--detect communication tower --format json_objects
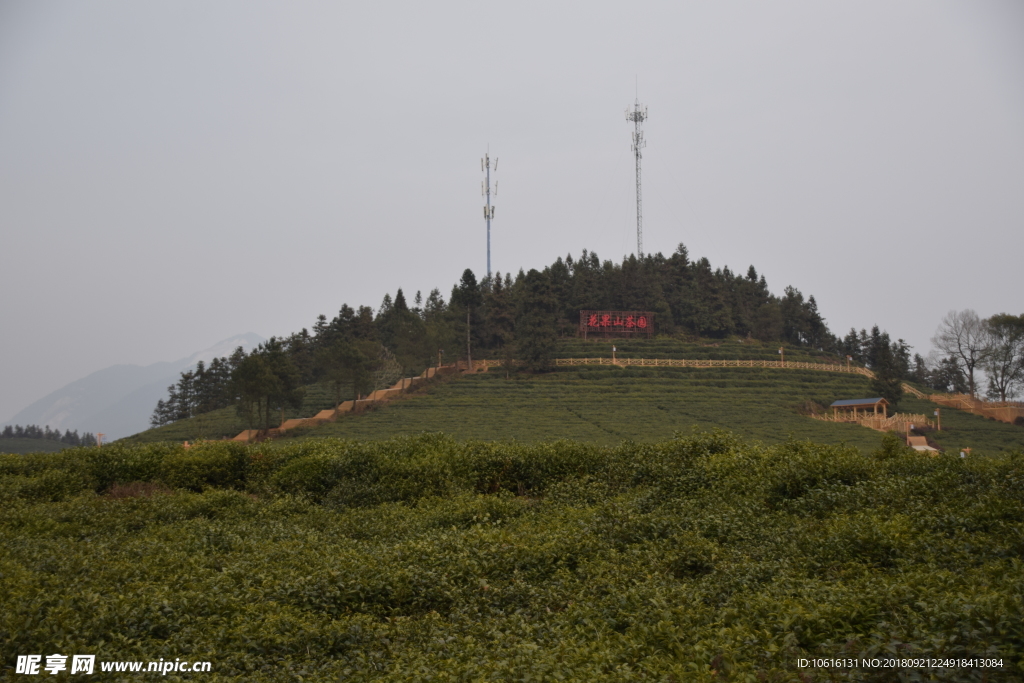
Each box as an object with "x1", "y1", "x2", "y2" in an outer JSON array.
[
  {"x1": 481, "y1": 152, "x2": 497, "y2": 278},
  {"x1": 625, "y1": 100, "x2": 647, "y2": 257}
]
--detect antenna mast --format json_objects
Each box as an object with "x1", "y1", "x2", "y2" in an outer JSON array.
[
  {"x1": 625, "y1": 99, "x2": 647, "y2": 258},
  {"x1": 481, "y1": 152, "x2": 497, "y2": 278}
]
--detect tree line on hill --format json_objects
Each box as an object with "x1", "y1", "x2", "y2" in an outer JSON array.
[
  {"x1": 929, "y1": 309, "x2": 1024, "y2": 401},
  {"x1": 844, "y1": 310, "x2": 1024, "y2": 406},
  {"x1": 1, "y1": 424, "x2": 98, "y2": 447},
  {"x1": 152, "y1": 245, "x2": 934, "y2": 430}
]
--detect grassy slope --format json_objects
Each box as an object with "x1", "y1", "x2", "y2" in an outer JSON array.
[
  {"x1": 127, "y1": 338, "x2": 1024, "y2": 454},
  {"x1": 0, "y1": 438, "x2": 68, "y2": 454},
  {"x1": 128, "y1": 382, "x2": 347, "y2": 443},
  {"x1": 900, "y1": 395, "x2": 1024, "y2": 454},
  {"x1": 126, "y1": 338, "x2": 848, "y2": 445},
  {"x1": 300, "y1": 368, "x2": 1024, "y2": 454},
  {"x1": 304, "y1": 367, "x2": 884, "y2": 450}
]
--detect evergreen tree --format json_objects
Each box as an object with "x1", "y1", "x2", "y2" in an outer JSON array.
[
  {"x1": 316, "y1": 338, "x2": 373, "y2": 408},
  {"x1": 0, "y1": 425, "x2": 95, "y2": 447},
  {"x1": 842, "y1": 329, "x2": 862, "y2": 363},
  {"x1": 515, "y1": 269, "x2": 557, "y2": 372},
  {"x1": 262, "y1": 338, "x2": 305, "y2": 428},
  {"x1": 231, "y1": 352, "x2": 275, "y2": 431},
  {"x1": 690, "y1": 258, "x2": 731, "y2": 337},
  {"x1": 910, "y1": 353, "x2": 929, "y2": 385},
  {"x1": 450, "y1": 269, "x2": 482, "y2": 366},
  {"x1": 423, "y1": 288, "x2": 453, "y2": 366},
  {"x1": 483, "y1": 272, "x2": 515, "y2": 350},
  {"x1": 377, "y1": 288, "x2": 430, "y2": 375},
  {"x1": 230, "y1": 339, "x2": 304, "y2": 431},
  {"x1": 870, "y1": 340, "x2": 904, "y2": 408},
  {"x1": 284, "y1": 329, "x2": 317, "y2": 385},
  {"x1": 927, "y1": 355, "x2": 968, "y2": 393}
]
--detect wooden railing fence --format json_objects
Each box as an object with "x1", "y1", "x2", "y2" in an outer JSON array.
[
  {"x1": 552, "y1": 357, "x2": 874, "y2": 375},
  {"x1": 812, "y1": 411, "x2": 934, "y2": 433}
]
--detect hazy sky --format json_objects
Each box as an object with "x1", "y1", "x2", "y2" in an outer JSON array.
[{"x1": 2, "y1": 1, "x2": 1022, "y2": 421}]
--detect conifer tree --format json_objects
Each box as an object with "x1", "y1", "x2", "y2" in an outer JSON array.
[
  {"x1": 515, "y1": 269, "x2": 557, "y2": 372},
  {"x1": 870, "y1": 340, "x2": 905, "y2": 408}
]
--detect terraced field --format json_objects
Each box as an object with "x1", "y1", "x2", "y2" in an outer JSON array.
[
  {"x1": 899, "y1": 394, "x2": 1024, "y2": 454},
  {"x1": 302, "y1": 367, "x2": 888, "y2": 450},
  {"x1": 126, "y1": 338, "x2": 1024, "y2": 454}
]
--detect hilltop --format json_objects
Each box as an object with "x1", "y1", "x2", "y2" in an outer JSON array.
[{"x1": 110, "y1": 247, "x2": 1019, "y2": 454}]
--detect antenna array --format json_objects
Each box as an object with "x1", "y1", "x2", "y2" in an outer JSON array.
[
  {"x1": 625, "y1": 100, "x2": 647, "y2": 258},
  {"x1": 481, "y1": 152, "x2": 497, "y2": 278}
]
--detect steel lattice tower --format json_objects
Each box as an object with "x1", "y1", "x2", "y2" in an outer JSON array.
[
  {"x1": 625, "y1": 100, "x2": 647, "y2": 258},
  {"x1": 481, "y1": 152, "x2": 497, "y2": 278}
]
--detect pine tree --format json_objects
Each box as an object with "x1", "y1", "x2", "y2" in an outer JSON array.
[
  {"x1": 451, "y1": 269, "x2": 482, "y2": 367},
  {"x1": 870, "y1": 341, "x2": 904, "y2": 408},
  {"x1": 316, "y1": 338, "x2": 372, "y2": 409},
  {"x1": 515, "y1": 269, "x2": 557, "y2": 372}
]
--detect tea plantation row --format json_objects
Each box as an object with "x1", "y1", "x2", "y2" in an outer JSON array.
[
  {"x1": 2, "y1": 433, "x2": 1022, "y2": 681},
  {"x1": 302, "y1": 368, "x2": 882, "y2": 448},
  {"x1": 129, "y1": 337, "x2": 854, "y2": 446},
  {"x1": 301, "y1": 368, "x2": 1024, "y2": 454}
]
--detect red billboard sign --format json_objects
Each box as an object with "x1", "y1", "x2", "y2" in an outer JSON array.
[{"x1": 579, "y1": 310, "x2": 654, "y2": 338}]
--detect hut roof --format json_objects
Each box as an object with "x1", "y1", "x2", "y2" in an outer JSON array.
[{"x1": 830, "y1": 397, "x2": 888, "y2": 408}]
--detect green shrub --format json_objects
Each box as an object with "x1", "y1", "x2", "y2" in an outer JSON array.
[
  {"x1": 766, "y1": 441, "x2": 872, "y2": 506},
  {"x1": 872, "y1": 432, "x2": 915, "y2": 460},
  {"x1": 2, "y1": 432, "x2": 1024, "y2": 680},
  {"x1": 0, "y1": 468, "x2": 93, "y2": 503},
  {"x1": 664, "y1": 531, "x2": 719, "y2": 579},
  {"x1": 84, "y1": 442, "x2": 171, "y2": 489},
  {"x1": 159, "y1": 441, "x2": 250, "y2": 491}
]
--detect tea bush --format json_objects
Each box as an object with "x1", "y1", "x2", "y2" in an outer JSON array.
[
  {"x1": 160, "y1": 441, "x2": 251, "y2": 491},
  {"x1": 1, "y1": 433, "x2": 1022, "y2": 681}
]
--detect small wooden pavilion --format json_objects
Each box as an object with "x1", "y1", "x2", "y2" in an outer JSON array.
[{"x1": 830, "y1": 397, "x2": 889, "y2": 420}]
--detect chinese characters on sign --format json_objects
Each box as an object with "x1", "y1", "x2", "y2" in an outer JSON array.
[{"x1": 579, "y1": 310, "x2": 655, "y2": 338}]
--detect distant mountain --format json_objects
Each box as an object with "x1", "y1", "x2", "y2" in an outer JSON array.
[{"x1": 5, "y1": 333, "x2": 264, "y2": 441}]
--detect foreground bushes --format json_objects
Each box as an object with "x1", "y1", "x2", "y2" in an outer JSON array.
[{"x1": 1, "y1": 433, "x2": 1022, "y2": 681}]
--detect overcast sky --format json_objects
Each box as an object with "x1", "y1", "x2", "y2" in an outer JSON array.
[{"x1": 2, "y1": 1, "x2": 1022, "y2": 421}]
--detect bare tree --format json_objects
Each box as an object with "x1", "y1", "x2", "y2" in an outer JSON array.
[
  {"x1": 983, "y1": 313, "x2": 1024, "y2": 402},
  {"x1": 931, "y1": 309, "x2": 989, "y2": 397}
]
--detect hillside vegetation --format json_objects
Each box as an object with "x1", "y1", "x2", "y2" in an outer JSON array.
[
  {"x1": 0, "y1": 425, "x2": 98, "y2": 454},
  {"x1": 309, "y1": 369, "x2": 1024, "y2": 454},
  {"x1": 129, "y1": 338, "x2": 1024, "y2": 454},
  {"x1": 0, "y1": 437, "x2": 68, "y2": 454},
  {"x1": 147, "y1": 246, "x2": 943, "y2": 437},
  {"x1": 303, "y1": 368, "x2": 885, "y2": 449},
  {"x1": 129, "y1": 337, "x2": 854, "y2": 445},
  {"x1": 1, "y1": 434, "x2": 1021, "y2": 680}
]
